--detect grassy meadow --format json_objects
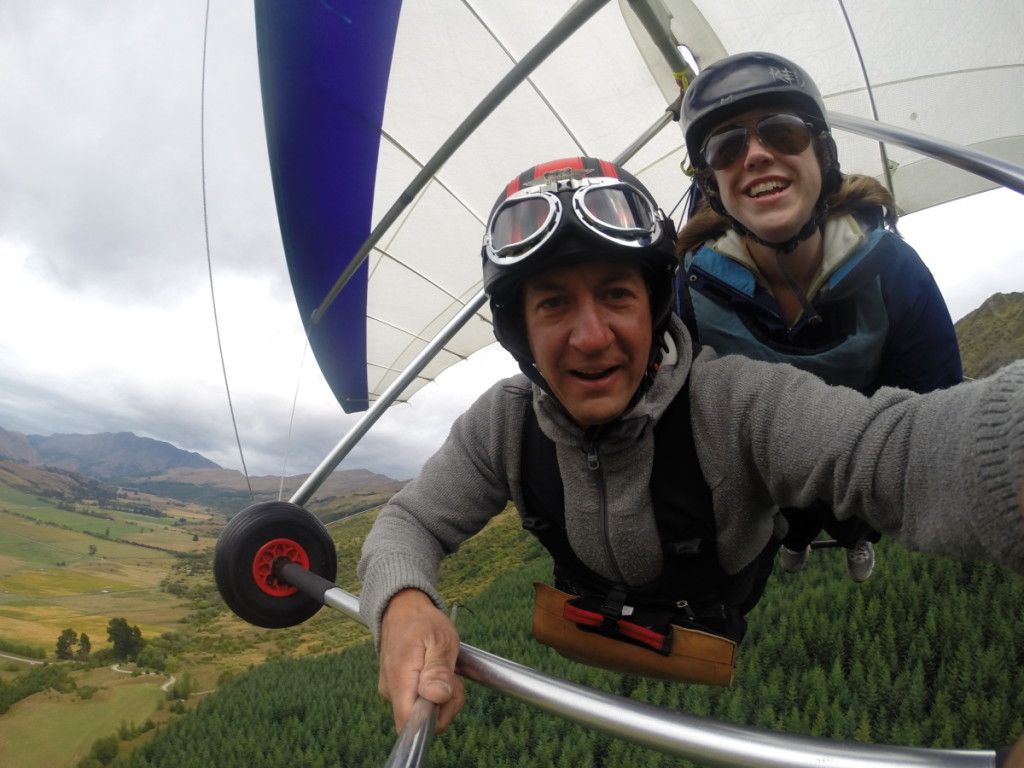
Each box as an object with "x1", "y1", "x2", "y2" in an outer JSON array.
[
  {"x1": 0, "y1": 667, "x2": 174, "y2": 768},
  {"x1": 0, "y1": 485, "x2": 534, "y2": 767},
  {"x1": 0, "y1": 483, "x2": 212, "y2": 654},
  {"x1": 0, "y1": 471, "x2": 230, "y2": 768}
]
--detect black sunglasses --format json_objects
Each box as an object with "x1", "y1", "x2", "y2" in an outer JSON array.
[{"x1": 701, "y1": 113, "x2": 816, "y2": 171}]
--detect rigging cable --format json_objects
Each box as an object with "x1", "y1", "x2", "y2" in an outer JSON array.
[
  {"x1": 199, "y1": 0, "x2": 255, "y2": 503},
  {"x1": 836, "y1": 0, "x2": 896, "y2": 195},
  {"x1": 277, "y1": 341, "x2": 312, "y2": 502},
  {"x1": 461, "y1": 0, "x2": 589, "y2": 155}
]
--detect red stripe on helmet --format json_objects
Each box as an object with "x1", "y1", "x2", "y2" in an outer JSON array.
[
  {"x1": 598, "y1": 159, "x2": 619, "y2": 179},
  {"x1": 506, "y1": 156, "x2": 621, "y2": 199}
]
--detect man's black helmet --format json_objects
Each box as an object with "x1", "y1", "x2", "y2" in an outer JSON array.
[{"x1": 481, "y1": 156, "x2": 678, "y2": 387}]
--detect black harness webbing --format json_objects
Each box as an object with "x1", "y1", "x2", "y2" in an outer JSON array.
[{"x1": 519, "y1": 384, "x2": 775, "y2": 643}]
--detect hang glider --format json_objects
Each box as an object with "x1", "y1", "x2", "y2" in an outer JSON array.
[
  {"x1": 240, "y1": 1, "x2": 1024, "y2": 764},
  {"x1": 255, "y1": 0, "x2": 1024, "y2": 414}
]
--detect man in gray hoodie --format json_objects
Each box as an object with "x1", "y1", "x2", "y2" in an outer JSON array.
[{"x1": 358, "y1": 157, "x2": 1024, "y2": 734}]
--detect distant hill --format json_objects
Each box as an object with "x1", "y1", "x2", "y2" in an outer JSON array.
[
  {"x1": 0, "y1": 459, "x2": 118, "y2": 503},
  {"x1": 954, "y1": 291, "x2": 1024, "y2": 379},
  {"x1": 0, "y1": 426, "x2": 39, "y2": 464},
  {"x1": 18, "y1": 430, "x2": 220, "y2": 478},
  {"x1": 143, "y1": 465, "x2": 403, "y2": 497},
  {"x1": 0, "y1": 427, "x2": 403, "y2": 516}
]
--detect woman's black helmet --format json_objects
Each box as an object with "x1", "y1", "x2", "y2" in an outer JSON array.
[
  {"x1": 682, "y1": 52, "x2": 841, "y2": 250},
  {"x1": 481, "y1": 156, "x2": 678, "y2": 388}
]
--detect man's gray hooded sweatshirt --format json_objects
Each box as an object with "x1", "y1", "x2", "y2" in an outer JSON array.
[{"x1": 358, "y1": 316, "x2": 1024, "y2": 644}]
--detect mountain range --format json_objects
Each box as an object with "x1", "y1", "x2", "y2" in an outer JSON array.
[
  {"x1": 0, "y1": 426, "x2": 403, "y2": 508},
  {"x1": 0, "y1": 428, "x2": 218, "y2": 478}
]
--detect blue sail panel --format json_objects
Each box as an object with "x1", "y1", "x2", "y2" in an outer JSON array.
[{"x1": 254, "y1": 0, "x2": 403, "y2": 412}]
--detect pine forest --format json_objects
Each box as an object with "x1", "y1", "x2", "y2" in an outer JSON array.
[{"x1": 113, "y1": 533, "x2": 1024, "y2": 768}]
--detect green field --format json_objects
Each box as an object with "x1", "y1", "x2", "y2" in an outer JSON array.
[
  {"x1": 0, "y1": 492, "x2": 212, "y2": 650},
  {"x1": 0, "y1": 466, "x2": 415, "y2": 766},
  {"x1": 0, "y1": 667, "x2": 171, "y2": 768}
]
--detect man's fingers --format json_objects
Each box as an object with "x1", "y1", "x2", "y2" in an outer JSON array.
[
  {"x1": 379, "y1": 666, "x2": 419, "y2": 732},
  {"x1": 433, "y1": 676, "x2": 465, "y2": 733},
  {"x1": 417, "y1": 634, "x2": 459, "y2": 704},
  {"x1": 377, "y1": 589, "x2": 464, "y2": 733}
]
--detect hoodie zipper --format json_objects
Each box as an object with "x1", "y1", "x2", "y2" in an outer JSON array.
[{"x1": 581, "y1": 429, "x2": 626, "y2": 584}]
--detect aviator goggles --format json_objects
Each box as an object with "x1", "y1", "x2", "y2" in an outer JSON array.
[
  {"x1": 484, "y1": 177, "x2": 664, "y2": 265},
  {"x1": 701, "y1": 113, "x2": 816, "y2": 171}
]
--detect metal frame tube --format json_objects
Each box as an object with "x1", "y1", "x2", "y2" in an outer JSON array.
[
  {"x1": 289, "y1": 291, "x2": 487, "y2": 507},
  {"x1": 829, "y1": 112, "x2": 1024, "y2": 196},
  {"x1": 384, "y1": 697, "x2": 437, "y2": 768},
  {"x1": 614, "y1": 97, "x2": 681, "y2": 166},
  {"x1": 276, "y1": 567, "x2": 998, "y2": 768},
  {"x1": 626, "y1": 0, "x2": 697, "y2": 85}
]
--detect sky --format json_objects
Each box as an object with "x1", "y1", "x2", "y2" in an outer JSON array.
[{"x1": 1, "y1": 3, "x2": 1022, "y2": 486}]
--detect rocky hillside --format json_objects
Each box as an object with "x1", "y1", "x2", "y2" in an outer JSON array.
[
  {"x1": 0, "y1": 459, "x2": 117, "y2": 502},
  {"x1": 0, "y1": 427, "x2": 38, "y2": 464},
  {"x1": 954, "y1": 291, "x2": 1024, "y2": 379}
]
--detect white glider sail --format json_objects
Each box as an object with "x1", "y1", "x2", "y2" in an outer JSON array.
[{"x1": 256, "y1": 0, "x2": 1024, "y2": 411}]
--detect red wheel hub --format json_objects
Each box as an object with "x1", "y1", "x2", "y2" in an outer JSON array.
[{"x1": 252, "y1": 538, "x2": 310, "y2": 597}]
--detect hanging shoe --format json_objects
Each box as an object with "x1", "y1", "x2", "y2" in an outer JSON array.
[
  {"x1": 780, "y1": 545, "x2": 811, "y2": 573},
  {"x1": 846, "y1": 540, "x2": 875, "y2": 582}
]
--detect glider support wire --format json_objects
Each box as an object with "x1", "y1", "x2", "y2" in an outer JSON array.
[
  {"x1": 835, "y1": 0, "x2": 895, "y2": 194},
  {"x1": 200, "y1": 0, "x2": 254, "y2": 501},
  {"x1": 288, "y1": 292, "x2": 489, "y2": 508}
]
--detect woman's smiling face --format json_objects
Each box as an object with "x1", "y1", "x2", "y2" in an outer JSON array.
[{"x1": 709, "y1": 108, "x2": 823, "y2": 244}]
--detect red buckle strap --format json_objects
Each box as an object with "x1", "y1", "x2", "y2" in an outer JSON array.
[
  {"x1": 562, "y1": 602, "x2": 670, "y2": 653},
  {"x1": 563, "y1": 601, "x2": 603, "y2": 627},
  {"x1": 617, "y1": 620, "x2": 671, "y2": 653}
]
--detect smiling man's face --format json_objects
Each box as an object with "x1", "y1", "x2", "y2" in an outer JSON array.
[{"x1": 523, "y1": 260, "x2": 651, "y2": 428}]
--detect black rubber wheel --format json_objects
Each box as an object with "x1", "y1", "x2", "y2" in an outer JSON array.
[{"x1": 214, "y1": 501, "x2": 338, "y2": 628}]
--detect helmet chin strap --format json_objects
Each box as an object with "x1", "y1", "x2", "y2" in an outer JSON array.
[
  {"x1": 732, "y1": 208, "x2": 821, "y2": 255},
  {"x1": 723, "y1": 204, "x2": 826, "y2": 326}
]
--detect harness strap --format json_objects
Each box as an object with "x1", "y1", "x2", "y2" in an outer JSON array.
[
  {"x1": 563, "y1": 600, "x2": 672, "y2": 654},
  {"x1": 519, "y1": 362, "x2": 773, "y2": 644}
]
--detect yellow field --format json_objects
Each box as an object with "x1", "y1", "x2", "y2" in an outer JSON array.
[
  {"x1": 120, "y1": 525, "x2": 213, "y2": 552},
  {"x1": 0, "y1": 567, "x2": 140, "y2": 597},
  {"x1": 0, "y1": 599, "x2": 183, "y2": 649}
]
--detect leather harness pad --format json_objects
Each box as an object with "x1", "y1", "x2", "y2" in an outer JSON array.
[{"x1": 532, "y1": 582, "x2": 736, "y2": 687}]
